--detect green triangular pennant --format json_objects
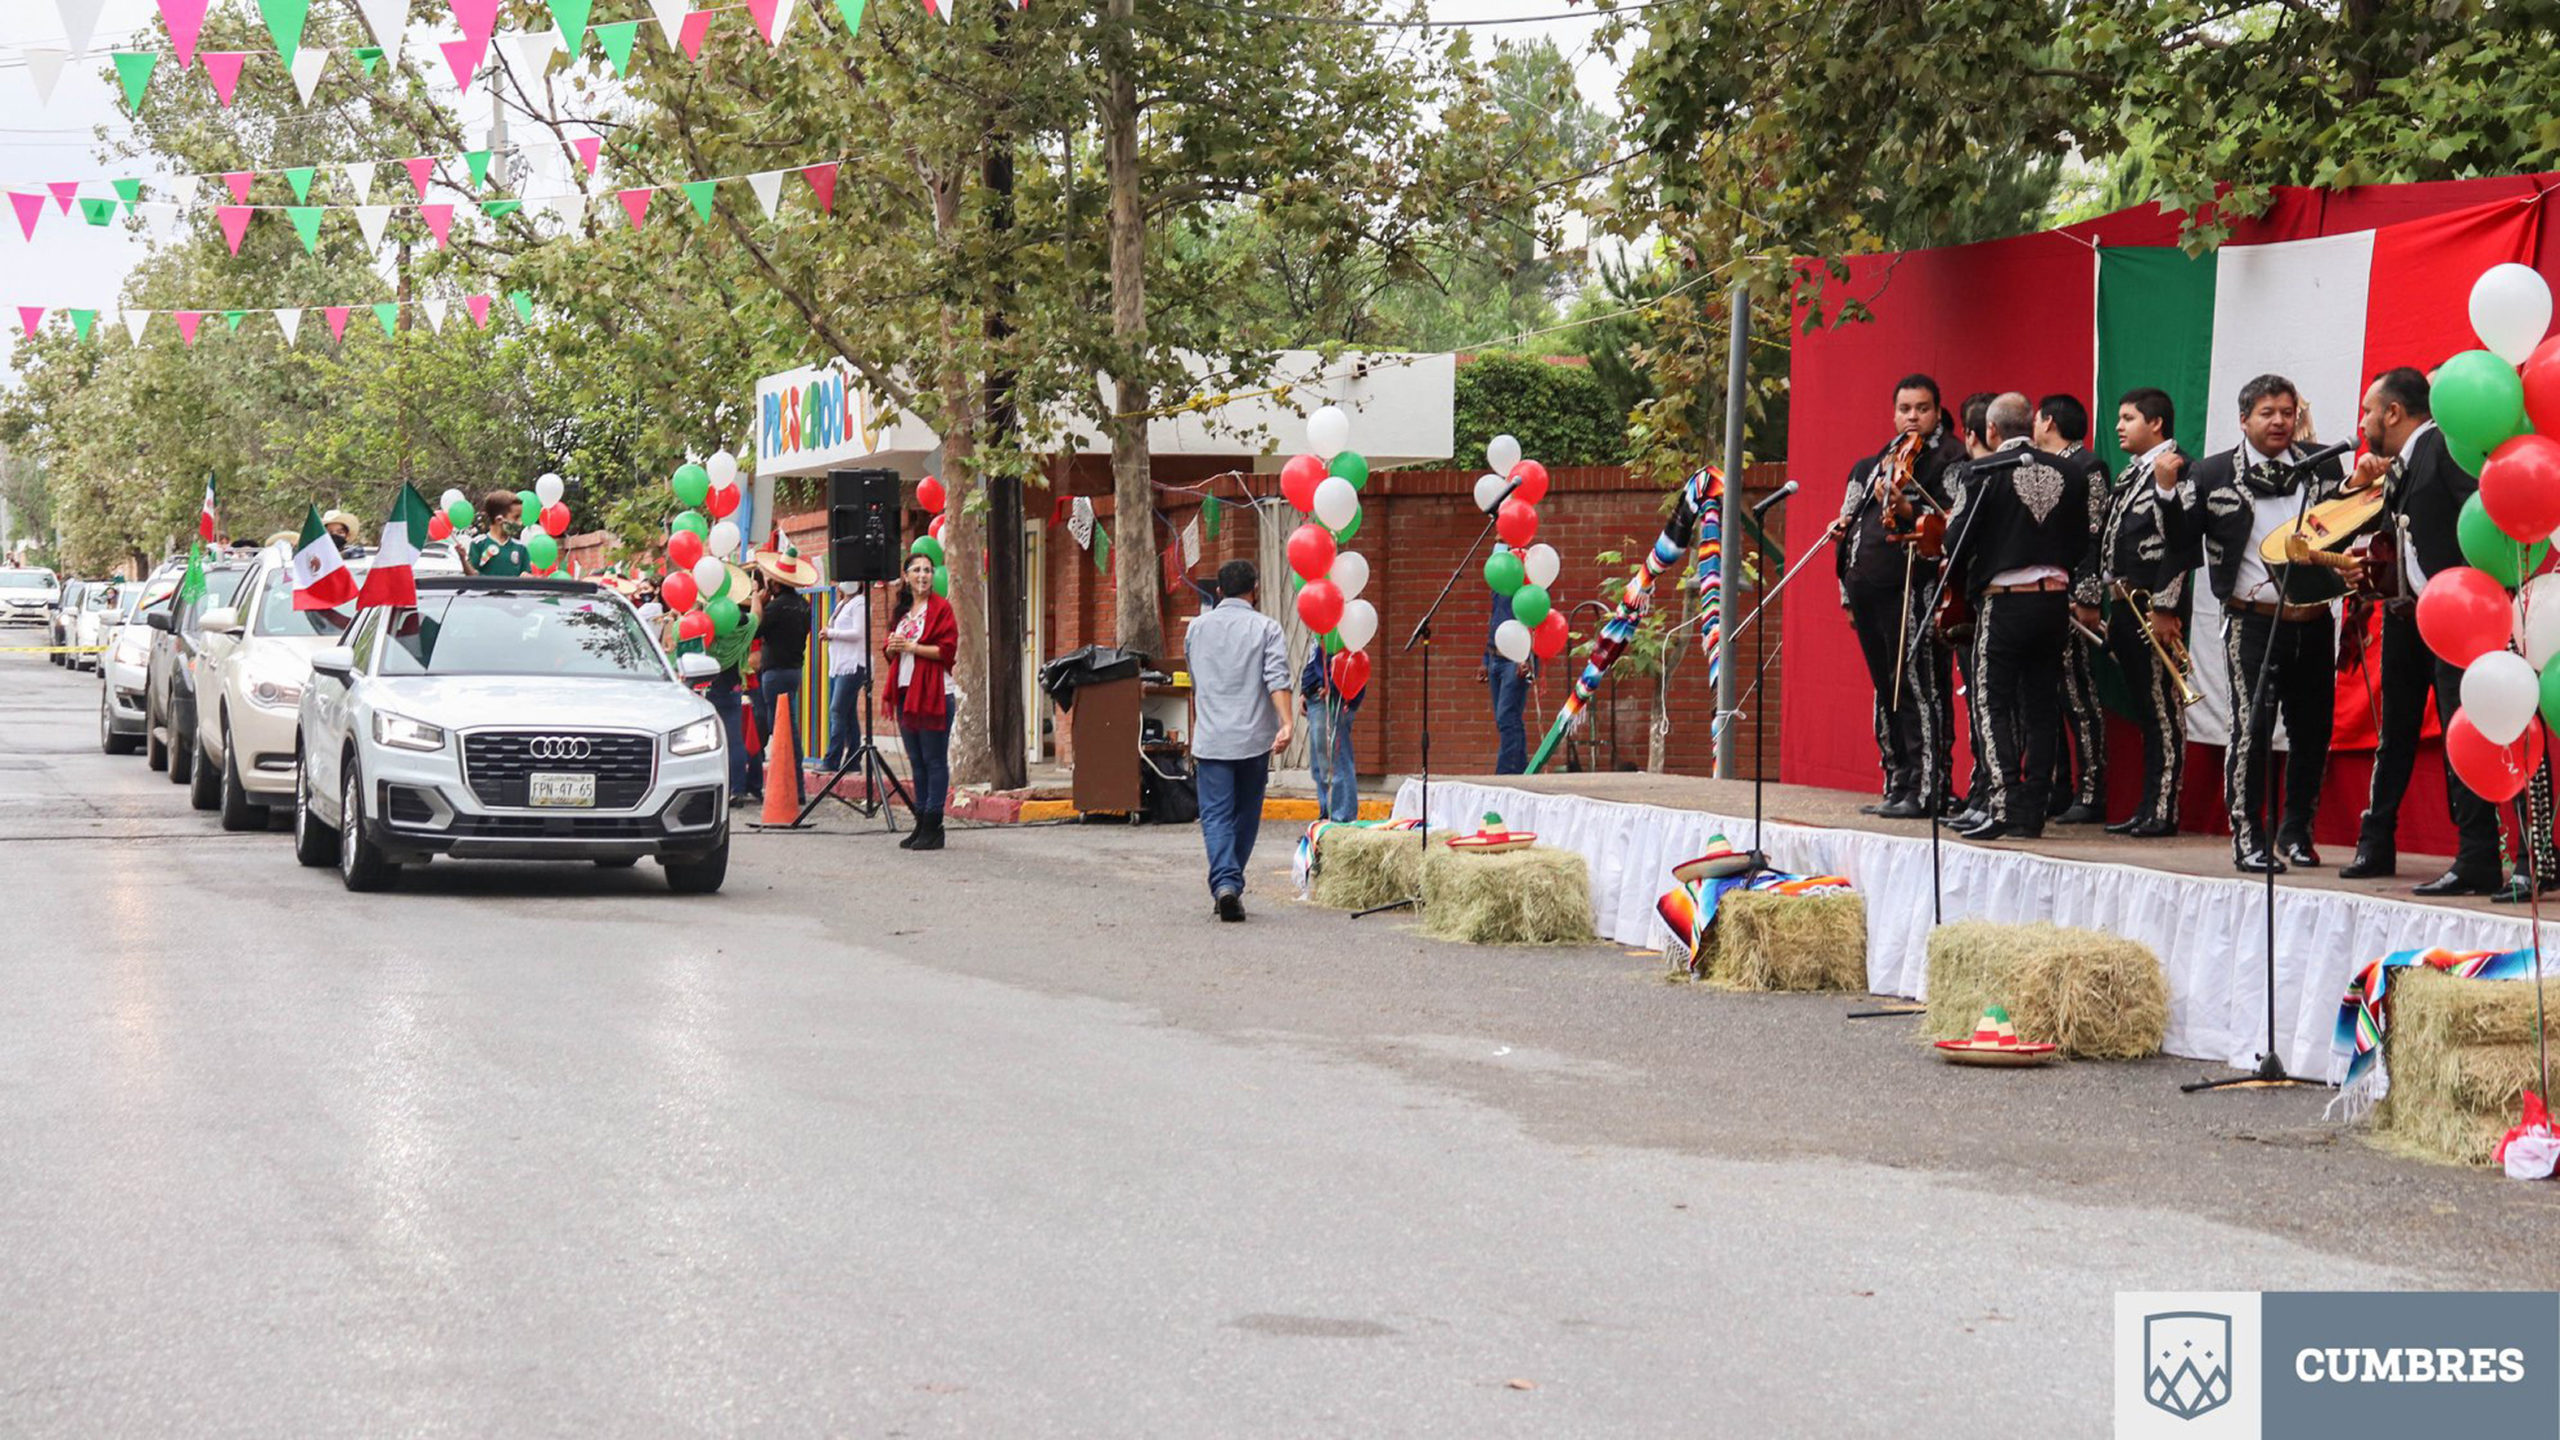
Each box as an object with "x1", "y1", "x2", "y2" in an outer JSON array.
[
  {"x1": 286, "y1": 206, "x2": 324, "y2": 253},
  {"x1": 1202, "y1": 494, "x2": 1221, "y2": 538},
  {"x1": 481, "y1": 199, "x2": 522, "y2": 220},
  {"x1": 834, "y1": 0, "x2": 868, "y2": 34},
  {"x1": 508, "y1": 290, "x2": 534, "y2": 324},
  {"x1": 283, "y1": 166, "x2": 316, "y2": 203},
  {"x1": 593, "y1": 19, "x2": 639, "y2": 76},
  {"x1": 548, "y1": 0, "x2": 595, "y2": 54},
  {"x1": 256, "y1": 0, "x2": 310, "y2": 64},
  {"x1": 464, "y1": 150, "x2": 493, "y2": 192},
  {"x1": 69, "y1": 309, "x2": 96, "y2": 343},
  {"x1": 1095, "y1": 527, "x2": 1111, "y2": 574},
  {"x1": 79, "y1": 197, "x2": 117, "y2": 227},
  {"x1": 372, "y1": 302, "x2": 400, "y2": 337},
  {"x1": 682, "y1": 179, "x2": 716, "y2": 222},
  {"x1": 355, "y1": 46, "x2": 382, "y2": 77},
  {"x1": 224, "y1": 310, "x2": 247, "y2": 333},
  {"x1": 111, "y1": 177, "x2": 141, "y2": 214},
  {"x1": 110, "y1": 51, "x2": 157, "y2": 109}
]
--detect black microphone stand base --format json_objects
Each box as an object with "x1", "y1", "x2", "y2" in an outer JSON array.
[{"x1": 2180, "y1": 1052, "x2": 2320, "y2": 1093}]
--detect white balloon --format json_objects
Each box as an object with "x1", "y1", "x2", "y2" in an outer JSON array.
[
  {"x1": 2519, "y1": 574, "x2": 2560, "y2": 667},
  {"x1": 1493, "y1": 618, "x2": 1533, "y2": 664},
  {"x1": 708, "y1": 520, "x2": 742, "y2": 558},
  {"x1": 1487, "y1": 433, "x2": 1522, "y2": 476},
  {"x1": 1312, "y1": 475, "x2": 1360, "y2": 530},
  {"x1": 706, "y1": 449, "x2": 739, "y2": 490},
  {"x1": 534, "y1": 471, "x2": 565, "y2": 506},
  {"x1": 1307, "y1": 404, "x2": 1351, "y2": 459},
  {"x1": 1336, "y1": 599, "x2": 1379, "y2": 652},
  {"x1": 1472, "y1": 473, "x2": 1508, "y2": 514},
  {"x1": 440, "y1": 487, "x2": 465, "y2": 510},
  {"x1": 1328, "y1": 550, "x2": 1370, "y2": 601},
  {"x1": 2462, "y1": 650, "x2": 2540, "y2": 745},
  {"x1": 1523, "y1": 542, "x2": 1560, "y2": 589},
  {"x1": 690, "y1": 554, "x2": 726, "y2": 595},
  {"x1": 2470, "y1": 262, "x2": 2554, "y2": 366}
]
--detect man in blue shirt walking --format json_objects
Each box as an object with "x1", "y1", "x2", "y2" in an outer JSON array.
[{"x1": 1185, "y1": 560, "x2": 1294, "y2": 921}]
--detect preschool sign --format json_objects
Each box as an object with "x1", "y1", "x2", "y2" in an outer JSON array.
[{"x1": 753, "y1": 362, "x2": 930, "y2": 472}]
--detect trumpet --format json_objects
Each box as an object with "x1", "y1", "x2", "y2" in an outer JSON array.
[{"x1": 2111, "y1": 581, "x2": 2201, "y2": 707}]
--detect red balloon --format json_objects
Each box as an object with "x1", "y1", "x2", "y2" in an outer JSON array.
[
  {"x1": 2416, "y1": 565, "x2": 2514, "y2": 667},
  {"x1": 1496, "y1": 497, "x2": 1539, "y2": 547},
  {"x1": 677, "y1": 611, "x2": 713, "y2": 642},
  {"x1": 1286, "y1": 523, "x2": 1337, "y2": 581},
  {"x1": 1295, "y1": 578, "x2": 1345, "y2": 635},
  {"x1": 2525, "y1": 335, "x2": 2560, "y2": 438},
  {"x1": 667, "y1": 528, "x2": 706, "y2": 570},
  {"x1": 931, "y1": 515, "x2": 947, "y2": 542},
  {"x1": 706, "y1": 483, "x2": 740, "y2": 519},
  {"x1": 1280, "y1": 454, "x2": 1327, "y2": 513},
  {"x1": 1507, "y1": 459, "x2": 1551, "y2": 506},
  {"x1": 1531, "y1": 610, "x2": 1569, "y2": 659},
  {"x1": 540, "y1": 503, "x2": 571, "y2": 537},
  {"x1": 2445, "y1": 710, "x2": 2546, "y2": 803},
  {"x1": 2480, "y1": 434, "x2": 2560, "y2": 543},
  {"x1": 426, "y1": 513, "x2": 453, "y2": 541},
  {"x1": 918, "y1": 474, "x2": 947, "y2": 514},
  {"x1": 660, "y1": 571, "x2": 698, "y2": 611},
  {"x1": 1329, "y1": 649, "x2": 1371, "y2": 700}
]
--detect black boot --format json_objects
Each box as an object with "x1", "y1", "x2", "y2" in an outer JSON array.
[
  {"x1": 899, "y1": 812, "x2": 926, "y2": 849},
  {"x1": 913, "y1": 811, "x2": 945, "y2": 850}
]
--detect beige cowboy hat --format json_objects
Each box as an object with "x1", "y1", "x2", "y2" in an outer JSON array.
[{"x1": 752, "y1": 546, "x2": 821, "y2": 589}]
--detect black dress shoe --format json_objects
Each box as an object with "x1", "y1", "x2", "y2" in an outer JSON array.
[
  {"x1": 1949, "y1": 807, "x2": 1988, "y2": 831},
  {"x1": 2337, "y1": 849, "x2": 2396, "y2": 880},
  {"x1": 2415, "y1": 868, "x2": 2504, "y2": 898},
  {"x1": 1873, "y1": 797, "x2": 1926, "y2": 819},
  {"x1": 2103, "y1": 814, "x2": 2146, "y2": 835},
  {"x1": 2126, "y1": 818, "x2": 2179, "y2": 838},
  {"x1": 2278, "y1": 838, "x2": 2321, "y2": 868},
  {"x1": 2491, "y1": 876, "x2": 2558, "y2": 904},
  {"x1": 2055, "y1": 803, "x2": 2105, "y2": 825},
  {"x1": 1858, "y1": 796, "x2": 1909, "y2": 817},
  {"x1": 2235, "y1": 848, "x2": 2287, "y2": 874},
  {"x1": 1956, "y1": 815, "x2": 2009, "y2": 841}
]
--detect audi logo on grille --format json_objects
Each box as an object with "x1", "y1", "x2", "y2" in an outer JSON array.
[{"x1": 524, "y1": 736, "x2": 594, "y2": 761}]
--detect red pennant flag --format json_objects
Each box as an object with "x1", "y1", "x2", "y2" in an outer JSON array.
[
  {"x1": 403, "y1": 156, "x2": 434, "y2": 202},
  {"x1": 801, "y1": 163, "x2": 838, "y2": 215},
  {"x1": 222, "y1": 171, "x2": 254, "y2": 204},
  {"x1": 441, "y1": 35, "x2": 490, "y2": 92},
  {"x1": 8, "y1": 192, "x2": 40, "y2": 240},
  {"x1": 159, "y1": 0, "x2": 209, "y2": 68},
  {"x1": 420, "y1": 202, "x2": 455, "y2": 248},
  {"x1": 176, "y1": 311, "x2": 204, "y2": 346},
  {"x1": 16, "y1": 307, "x2": 44, "y2": 338},
  {"x1": 573, "y1": 136, "x2": 602, "y2": 176},
  {"x1": 202, "y1": 52, "x2": 247, "y2": 106},
  {"x1": 678, "y1": 11, "x2": 712, "y2": 59},
  {"x1": 745, "y1": 0, "x2": 785, "y2": 41},
  {"x1": 217, "y1": 205, "x2": 253, "y2": 254},
  {"x1": 324, "y1": 305, "x2": 352, "y2": 342},
  {"x1": 465, "y1": 293, "x2": 492, "y2": 328},
  {"x1": 616, "y1": 187, "x2": 653, "y2": 229},
  {"x1": 47, "y1": 182, "x2": 79, "y2": 214}
]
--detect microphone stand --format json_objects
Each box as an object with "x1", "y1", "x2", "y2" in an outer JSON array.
[
  {"x1": 1899, "y1": 466, "x2": 2004, "y2": 926},
  {"x1": 1711, "y1": 493, "x2": 1835, "y2": 878}
]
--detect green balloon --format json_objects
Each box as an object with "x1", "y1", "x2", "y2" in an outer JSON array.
[
  {"x1": 933, "y1": 564, "x2": 950, "y2": 598},
  {"x1": 705, "y1": 565, "x2": 731, "y2": 601},
  {"x1": 517, "y1": 489, "x2": 541, "y2": 520},
  {"x1": 2541, "y1": 661, "x2": 2560, "y2": 737},
  {"x1": 910, "y1": 534, "x2": 945, "y2": 564},
  {"x1": 2457, "y1": 491, "x2": 2549, "y2": 586},
  {"x1": 1511, "y1": 582, "x2": 1553, "y2": 629},
  {"x1": 671, "y1": 510, "x2": 709, "y2": 539},
  {"x1": 705, "y1": 596, "x2": 740, "y2": 634},
  {"x1": 2434, "y1": 348, "x2": 2527, "y2": 456},
  {"x1": 1323, "y1": 629, "x2": 1345, "y2": 655},
  {"x1": 1328, "y1": 451, "x2": 1370, "y2": 490},
  {"x1": 671, "y1": 462, "x2": 711, "y2": 508},
  {"x1": 1332, "y1": 509, "x2": 1362, "y2": 543},
  {"x1": 445, "y1": 499, "x2": 474, "y2": 528},
  {"x1": 2448, "y1": 432, "x2": 2488, "y2": 477},
  {"x1": 523, "y1": 530, "x2": 560, "y2": 570},
  {"x1": 1484, "y1": 547, "x2": 1525, "y2": 595}
]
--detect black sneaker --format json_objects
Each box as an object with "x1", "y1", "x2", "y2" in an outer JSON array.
[{"x1": 1215, "y1": 890, "x2": 1245, "y2": 922}]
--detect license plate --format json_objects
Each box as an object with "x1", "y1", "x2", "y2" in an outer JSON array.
[{"x1": 528, "y1": 772, "x2": 596, "y2": 808}]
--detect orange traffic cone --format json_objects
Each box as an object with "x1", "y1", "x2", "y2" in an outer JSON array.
[{"x1": 760, "y1": 704, "x2": 802, "y2": 825}]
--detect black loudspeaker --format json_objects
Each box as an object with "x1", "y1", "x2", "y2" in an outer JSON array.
[{"x1": 827, "y1": 468, "x2": 903, "y2": 583}]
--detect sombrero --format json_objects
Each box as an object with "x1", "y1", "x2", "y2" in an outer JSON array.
[
  {"x1": 753, "y1": 545, "x2": 821, "y2": 588},
  {"x1": 1447, "y1": 811, "x2": 1536, "y2": 854},
  {"x1": 1672, "y1": 834, "x2": 1755, "y2": 883},
  {"x1": 1933, "y1": 1005, "x2": 2058, "y2": 1067}
]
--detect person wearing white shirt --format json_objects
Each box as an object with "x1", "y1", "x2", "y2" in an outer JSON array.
[{"x1": 819, "y1": 579, "x2": 873, "y2": 771}]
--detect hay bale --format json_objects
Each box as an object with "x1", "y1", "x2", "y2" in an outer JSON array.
[
  {"x1": 2371, "y1": 968, "x2": 2553, "y2": 1167},
  {"x1": 1310, "y1": 826, "x2": 1443, "y2": 911},
  {"x1": 1416, "y1": 844, "x2": 1595, "y2": 945},
  {"x1": 1923, "y1": 920, "x2": 2168, "y2": 1060},
  {"x1": 1703, "y1": 891, "x2": 1868, "y2": 992}
]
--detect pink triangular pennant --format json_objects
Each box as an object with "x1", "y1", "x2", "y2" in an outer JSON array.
[
  {"x1": 159, "y1": 0, "x2": 208, "y2": 68},
  {"x1": 9, "y1": 192, "x2": 41, "y2": 241},
  {"x1": 800, "y1": 163, "x2": 838, "y2": 215},
  {"x1": 16, "y1": 307, "x2": 44, "y2": 338},
  {"x1": 324, "y1": 305, "x2": 351, "y2": 342},
  {"x1": 677, "y1": 11, "x2": 712, "y2": 59},
  {"x1": 202, "y1": 51, "x2": 247, "y2": 106},
  {"x1": 47, "y1": 182, "x2": 79, "y2": 214},
  {"x1": 745, "y1": 0, "x2": 782, "y2": 41},
  {"x1": 420, "y1": 203, "x2": 455, "y2": 248},
  {"x1": 449, "y1": 0, "x2": 501, "y2": 41},
  {"x1": 616, "y1": 187, "x2": 653, "y2": 229},
  {"x1": 403, "y1": 156, "x2": 434, "y2": 202},
  {"x1": 465, "y1": 293, "x2": 492, "y2": 328},
  {"x1": 217, "y1": 206, "x2": 252, "y2": 254},
  {"x1": 440, "y1": 35, "x2": 490, "y2": 93},
  {"x1": 222, "y1": 171, "x2": 254, "y2": 204},
  {"x1": 176, "y1": 311, "x2": 204, "y2": 346},
  {"x1": 573, "y1": 136, "x2": 602, "y2": 177}
]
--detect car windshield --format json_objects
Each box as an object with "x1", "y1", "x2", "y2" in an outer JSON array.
[
  {"x1": 179, "y1": 569, "x2": 252, "y2": 633},
  {"x1": 253, "y1": 568, "x2": 367, "y2": 637},
  {"x1": 0, "y1": 571, "x2": 54, "y2": 589},
  {"x1": 124, "y1": 579, "x2": 177, "y2": 618},
  {"x1": 380, "y1": 591, "x2": 666, "y2": 680}
]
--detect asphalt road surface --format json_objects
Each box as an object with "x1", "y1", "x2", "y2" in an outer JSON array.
[{"x1": 1, "y1": 648, "x2": 2552, "y2": 1437}]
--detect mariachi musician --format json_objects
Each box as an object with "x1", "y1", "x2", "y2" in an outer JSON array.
[
  {"x1": 2033, "y1": 394, "x2": 2112, "y2": 824},
  {"x1": 2154, "y1": 373, "x2": 2348, "y2": 875},
  {"x1": 1946, "y1": 393, "x2": 2000, "y2": 833},
  {"x1": 2077, "y1": 387, "x2": 2196, "y2": 838},
  {"x1": 1831, "y1": 374, "x2": 1969, "y2": 820}
]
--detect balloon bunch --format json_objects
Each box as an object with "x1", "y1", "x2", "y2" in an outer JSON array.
[
  {"x1": 659, "y1": 450, "x2": 748, "y2": 644},
  {"x1": 2414, "y1": 263, "x2": 2560, "y2": 804},
  {"x1": 1281, "y1": 404, "x2": 1377, "y2": 699},
  {"x1": 426, "y1": 474, "x2": 572, "y2": 573},
  {"x1": 909, "y1": 474, "x2": 952, "y2": 598},
  {"x1": 1474, "y1": 432, "x2": 1568, "y2": 666}
]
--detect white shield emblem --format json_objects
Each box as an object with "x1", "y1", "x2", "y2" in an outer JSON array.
[{"x1": 2143, "y1": 1311, "x2": 2232, "y2": 1419}]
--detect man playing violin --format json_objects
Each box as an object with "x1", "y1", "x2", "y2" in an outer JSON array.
[
  {"x1": 2084, "y1": 388, "x2": 2195, "y2": 838},
  {"x1": 1830, "y1": 374, "x2": 1969, "y2": 819}
]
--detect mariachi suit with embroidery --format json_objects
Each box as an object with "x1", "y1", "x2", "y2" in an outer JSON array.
[
  {"x1": 2097, "y1": 445, "x2": 2196, "y2": 828},
  {"x1": 1948, "y1": 442, "x2": 2098, "y2": 828},
  {"x1": 2160, "y1": 442, "x2": 2348, "y2": 862},
  {"x1": 1835, "y1": 429, "x2": 1968, "y2": 807},
  {"x1": 2048, "y1": 443, "x2": 2114, "y2": 813}
]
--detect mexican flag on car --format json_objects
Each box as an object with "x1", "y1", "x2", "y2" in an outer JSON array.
[
  {"x1": 356, "y1": 483, "x2": 434, "y2": 609},
  {"x1": 288, "y1": 503, "x2": 358, "y2": 610}
]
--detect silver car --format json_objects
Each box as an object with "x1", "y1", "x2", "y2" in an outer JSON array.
[{"x1": 0, "y1": 567, "x2": 59, "y2": 628}]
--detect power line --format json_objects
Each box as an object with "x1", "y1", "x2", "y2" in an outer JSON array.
[{"x1": 1187, "y1": 0, "x2": 1657, "y2": 27}]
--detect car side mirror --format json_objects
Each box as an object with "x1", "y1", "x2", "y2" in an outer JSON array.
[
  {"x1": 676, "y1": 652, "x2": 719, "y2": 680},
  {"x1": 144, "y1": 610, "x2": 173, "y2": 633},
  {"x1": 201, "y1": 606, "x2": 243, "y2": 636},
  {"x1": 309, "y1": 646, "x2": 356, "y2": 681}
]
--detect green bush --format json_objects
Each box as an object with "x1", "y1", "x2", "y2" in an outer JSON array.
[{"x1": 1451, "y1": 352, "x2": 1629, "y2": 469}]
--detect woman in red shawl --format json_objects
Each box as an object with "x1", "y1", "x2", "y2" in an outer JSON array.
[{"x1": 883, "y1": 550, "x2": 960, "y2": 850}]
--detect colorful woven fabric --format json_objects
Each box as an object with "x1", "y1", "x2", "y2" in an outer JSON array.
[
  {"x1": 2328, "y1": 946, "x2": 2540, "y2": 1119},
  {"x1": 1657, "y1": 865, "x2": 1853, "y2": 973},
  {"x1": 1527, "y1": 465, "x2": 1723, "y2": 773}
]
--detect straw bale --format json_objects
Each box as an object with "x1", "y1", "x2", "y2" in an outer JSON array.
[
  {"x1": 1702, "y1": 891, "x2": 1868, "y2": 992},
  {"x1": 1923, "y1": 920, "x2": 2168, "y2": 1060},
  {"x1": 2371, "y1": 968, "x2": 2553, "y2": 1166},
  {"x1": 1310, "y1": 826, "x2": 1443, "y2": 911},
  {"x1": 1416, "y1": 844, "x2": 1595, "y2": 945}
]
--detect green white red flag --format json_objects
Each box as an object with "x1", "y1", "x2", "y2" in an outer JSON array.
[
  {"x1": 289, "y1": 503, "x2": 358, "y2": 610},
  {"x1": 196, "y1": 472, "x2": 217, "y2": 543},
  {"x1": 356, "y1": 483, "x2": 432, "y2": 608}
]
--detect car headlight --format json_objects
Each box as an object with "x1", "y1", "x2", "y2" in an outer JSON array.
[
  {"x1": 667, "y1": 716, "x2": 721, "y2": 757},
  {"x1": 372, "y1": 711, "x2": 447, "y2": 752},
  {"x1": 249, "y1": 677, "x2": 304, "y2": 710}
]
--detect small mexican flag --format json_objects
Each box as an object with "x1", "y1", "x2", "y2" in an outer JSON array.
[
  {"x1": 289, "y1": 503, "x2": 358, "y2": 610},
  {"x1": 196, "y1": 472, "x2": 217, "y2": 543},
  {"x1": 357, "y1": 483, "x2": 433, "y2": 608}
]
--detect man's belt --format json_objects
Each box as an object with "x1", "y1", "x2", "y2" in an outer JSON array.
[
  {"x1": 1983, "y1": 577, "x2": 2070, "y2": 595},
  {"x1": 2228, "y1": 597, "x2": 2329, "y2": 622}
]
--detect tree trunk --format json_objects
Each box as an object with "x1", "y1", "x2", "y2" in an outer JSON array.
[
  {"x1": 1102, "y1": 0, "x2": 1163, "y2": 664},
  {"x1": 929, "y1": 174, "x2": 996, "y2": 790},
  {"x1": 979, "y1": 7, "x2": 1027, "y2": 789}
]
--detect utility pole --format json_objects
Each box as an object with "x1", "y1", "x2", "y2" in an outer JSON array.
[{"x1": 1714, "y1": 279, "x2": 1749, "y2": 780}]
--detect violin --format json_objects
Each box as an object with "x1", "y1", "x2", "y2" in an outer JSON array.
[{"x1": 1874, "y1": 432, "x2": 1947, "y2": 558}]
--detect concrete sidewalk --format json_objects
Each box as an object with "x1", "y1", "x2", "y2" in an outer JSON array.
[{"x1": 792, "y1": 756, "x2": 1405, "y2": 824}]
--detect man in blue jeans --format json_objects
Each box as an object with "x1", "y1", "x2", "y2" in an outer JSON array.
[
  {"x1": 1483, "y1": 590, "x2": 1537, "y2": 773},
  {"x1": 1300, "y1": 645, "x2": 1362, "y2": 822},
  {"x1": 1186, "y1": 560, "x2": 1293, "y2": 921}
]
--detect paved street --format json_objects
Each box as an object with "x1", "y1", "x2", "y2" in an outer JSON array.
[{"x1": 1, "y1": 648, "x2": 2553, "y2": 1437}]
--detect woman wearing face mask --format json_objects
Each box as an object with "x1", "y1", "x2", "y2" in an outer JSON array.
[
  {"x1": 818, "y1": 578, "x2": 874, "y2": 771},
  {"x1": 882, "y1": 552, "x2": 958, "y2": 850}
]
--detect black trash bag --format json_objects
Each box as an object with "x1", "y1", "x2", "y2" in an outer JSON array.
[
  {"x1": 1140, "y1": 749, "x2": 1198, "y2": 825},
  {"x1": 1038, "y1": 644, "x2": 1149, "y2": 712}
]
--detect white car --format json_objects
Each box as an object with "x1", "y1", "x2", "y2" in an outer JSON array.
[
  {"x1": 292, "y1": 575, "x2": 730, "y2": 893},
  {"x1": 0, "y1": 567, "x2": 59, "y2": 628},
  {"x1": 97, "y1": 567, "x2": 182, "y2": 755},
  {"x1": 69, "y1": 580, "x2": 120, "y2": 671},
  {"x1": 194, "y1": 547, "x2": 464, "y2": 828}
]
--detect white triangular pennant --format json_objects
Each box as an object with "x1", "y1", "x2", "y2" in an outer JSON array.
[
  {"x1": 501, "y1": 30, "x2": 558, "y2": 80},
  {"x1": 547, "y1": 191, "x2": 585, "y2": 226},
  {"x1": 935, "y1": 0, "x2": 956, "y2": 23},
  {"x1": 24, "y1": 47, "x2": 68, "y2": 105},
  {"x1": 648, "y1": 0, "x2": 689, "y2": 44},
  {"x1": 765, "y1": 0, "x2": 803, "y2": 42},
  {"x1": 421, "y1": 297, "x2": 449, "y2": 332},
  {"x1": 354, "y1": 204, "x2": 392, "y2": 248},
  {"x1": 290, "y1": 47, "x2": 328, "y2": 104},
  {"x1": 748, "y1": 170, "x2": 784, "y2": 218},
  {"x1": 343, "y1": 161, "x2": 376, "y2": 202},
  {"x1": 55, "y1": 0, "x2": 108, "y2": 55},
  {"x1": 140, "y1": 202, "x2": 181, "y2": 240},
  {"x1": 355, "y1": 0, "x2": 407, "y2": 66},
  {"x1": 274, "y1": 307, "x2": 302, "y2": 345},
  {"x1": 166, "y1": 175, "x2": 200, "y2": 210},
  {"x1": 122, "y1": 309, "x2": 150, "y2": 344}
]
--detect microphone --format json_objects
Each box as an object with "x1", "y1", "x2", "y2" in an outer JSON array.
[
  {"x1": 1481, "y1": 474, "x2": 1527, "y2": 518},
  {"x1": 2275, "y1": 438, "x2": 2356, "y2": 476},
  {"x1": 1751, "y1": 480, "x2": 1798, "y2": 516}
]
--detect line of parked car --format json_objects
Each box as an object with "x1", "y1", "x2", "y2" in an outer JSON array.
[{"x1": 52, "y1": 544, "x2": 733, "y2": 894}]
